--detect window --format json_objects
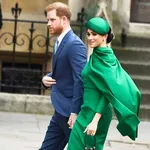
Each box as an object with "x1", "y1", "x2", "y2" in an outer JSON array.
[
  {"x1": 130, "y1": 0, "x2": 150, "y2": 23},
  {"x1": 1, "y1": 63, "x2": 42, "y2": 94}
]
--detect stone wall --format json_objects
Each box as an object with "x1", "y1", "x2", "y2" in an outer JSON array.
[
  {"x1": 0, "y1": 93, "x2": 54, "y2": 114},
  {"x1": 1, "y1": 0, "x2": 67, "y2": 21},
  {"x1": 112, "y1": 0, "x2": 150, "y2": 35},
  {"x1": 1, "y1": 0, "x2": 88, "y2": 21}
]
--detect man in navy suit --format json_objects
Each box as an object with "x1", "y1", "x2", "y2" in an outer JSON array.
[{"x1": 39, "y1": 2, "x2": 87, "y2": 150}]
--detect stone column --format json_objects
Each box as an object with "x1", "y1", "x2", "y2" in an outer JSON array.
[
  {"x1": 68, "y1": 0, "x2": 85, "y2": 21},
  {"x1": 96, "y1": 0, "x2": 112, "y2": 26}
]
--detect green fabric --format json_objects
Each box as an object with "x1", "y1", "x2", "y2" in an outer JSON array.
[
  {"x1": 67, "y1": 51, "x2": 113, "y2": 149},
  {"x1": 67, "y1": 46, "x2": 141, "y2": 150},
  {"x1": 67, "y1": 106, "x2": 112, "y2": 150},
  {"x1": 87, "y1": 17, "x2": 110, "y2": 35},
  {"x1": 95, "y1": 95, "x2": 109, "y2": 113},
  {"x1": 88, "y1": 46, "x2": 141, "y2": 140}
]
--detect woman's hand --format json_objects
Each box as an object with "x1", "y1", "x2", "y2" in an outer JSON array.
[
  {"x1": 84, "y1": 121, "x2": 98, "y2": 136},
  {"x1": 84, "y1": 113, "x2": 102, "y2": 136}
]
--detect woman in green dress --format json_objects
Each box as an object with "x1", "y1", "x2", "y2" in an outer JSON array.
[{"x1": 67, "y1": 17, "x2": 141, "y2": 150}]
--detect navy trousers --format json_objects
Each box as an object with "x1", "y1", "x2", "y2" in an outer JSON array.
[{"x1": 39, "y1": 111, "x2": 71, "y2": 150}]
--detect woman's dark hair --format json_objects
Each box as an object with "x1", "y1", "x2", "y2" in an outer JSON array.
[{"x1": 107, "y1": 28, "x2": 114, "y2": 43}]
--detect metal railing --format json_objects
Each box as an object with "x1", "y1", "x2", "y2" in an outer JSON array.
[{"x1": 0, "y1": 3, "x2": 84, "y2": 95}]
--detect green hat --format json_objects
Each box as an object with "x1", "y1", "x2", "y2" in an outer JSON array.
[{"x1": 87, "y1": 17, "x2": 110, "y2": 35}]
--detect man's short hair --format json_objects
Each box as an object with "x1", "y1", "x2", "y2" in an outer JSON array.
[{"x1": 45, "y1": 2, "x2": 72, "y2": 21}]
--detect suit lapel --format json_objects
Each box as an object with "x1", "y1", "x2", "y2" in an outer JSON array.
[{"x1": 52, "y1": 30, "x2": 73, "y2": 73}]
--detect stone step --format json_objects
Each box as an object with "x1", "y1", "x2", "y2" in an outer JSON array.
[
  {"x1": 140, "y1": 90, "x2": 150, "y2": 105},
  {"x1": 113, "y1": 47, "x2": 150, "y2": 62},
  {"x1": 0, "y1": 93, "x2": 54, "y2": 115},
  {"x1": 126, "y1": 35, "x2": 150, "y2": 48},
  {"x1": 138, "y1": 90, "x2": 150, "y2": 121},
  {"x1": 139, "y1": 104, "x2": 150, "y2": 121},
  {"x1": 120, "y1": 61, "x2": 150, "y2": 76},
  {"x1": 131, "y1": 75, "x2": 150, "y2": 92},
  {"x1": 112, "y1": 34, "x2": 150, "y2": 49}
]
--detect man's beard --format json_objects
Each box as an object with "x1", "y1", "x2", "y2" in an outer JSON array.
[{"x1": 50, "y1": 25, "x2": 63, "y2": 36}]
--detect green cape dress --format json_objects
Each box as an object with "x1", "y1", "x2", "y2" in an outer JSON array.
[
  {"x1": 88, "y1": 46, "x2": 141, "y2": 140},
  {"x1": 67, "y1": 46, "x2": 141, "y2": 150}
]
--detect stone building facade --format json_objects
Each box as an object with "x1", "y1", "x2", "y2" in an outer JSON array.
[
  {"x1": 111, "y1": 0, "x2": 150, "y2": 47},
  {"x1": 0, "y1": 0, "x2": 150, "y2": 95},
  {"x1": 1, "y1": 0, "x2": 150, "y2": 119},
  {"x1": 0, "y1": 0, "x2": 88, "y2": 95}
]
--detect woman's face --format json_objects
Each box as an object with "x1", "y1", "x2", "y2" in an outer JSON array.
[{"x1": 87, "y1": 29, "x2": 107, "y2": 48}]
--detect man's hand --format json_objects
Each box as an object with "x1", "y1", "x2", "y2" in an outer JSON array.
[
  {"x1": 68, "y1": 113, "x2": 77, "y2": 129},
  {"x1": 42, "y1": 76, "x2": 56, "y2": 87}
]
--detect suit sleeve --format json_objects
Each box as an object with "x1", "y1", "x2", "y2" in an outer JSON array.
[{"x1": 68, "y1": 39, "x2": 87, "y2": 114}]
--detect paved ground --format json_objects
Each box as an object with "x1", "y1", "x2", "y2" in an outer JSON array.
[{"x1": 0, "y1": 111, "x2": 149, "y2": 150}]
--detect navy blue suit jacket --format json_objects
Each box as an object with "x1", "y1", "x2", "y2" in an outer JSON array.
[{"x1": 46, "y1": 30, "x2": 87, "y2": 117}]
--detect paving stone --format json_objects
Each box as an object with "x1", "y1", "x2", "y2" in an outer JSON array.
[
  {"x1": 110, "y1": 141, "x2": 150, "y2": 150},
  {"x1": 0, "y1": 111, "x2": 149, "y2": 150}
]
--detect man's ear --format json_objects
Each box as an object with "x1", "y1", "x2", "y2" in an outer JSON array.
[{"x1": 61, "y1": 16, "x2": 68, "y2": 23}]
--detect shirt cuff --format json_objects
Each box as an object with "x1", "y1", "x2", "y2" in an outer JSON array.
[{"x1": 71, "y1": 113, "x2": 78, "y2": 116}]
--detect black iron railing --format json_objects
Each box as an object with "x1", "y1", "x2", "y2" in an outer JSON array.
[{"x1": 0, "y1": 3, "x2": 84, "y2": 95}]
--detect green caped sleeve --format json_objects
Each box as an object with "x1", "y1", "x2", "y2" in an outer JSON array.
[{"x1": 95, "y1": 96, "x2": 109, "y2": 114}]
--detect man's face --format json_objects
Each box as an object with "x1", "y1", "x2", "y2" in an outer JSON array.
[{"x1": 47, "y1": 9, "x2": 63, "y2": 36}]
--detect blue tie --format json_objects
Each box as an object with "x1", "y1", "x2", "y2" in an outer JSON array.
[{"x1": 54, "y1": 39, "x2": 59, "y2": 54}]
